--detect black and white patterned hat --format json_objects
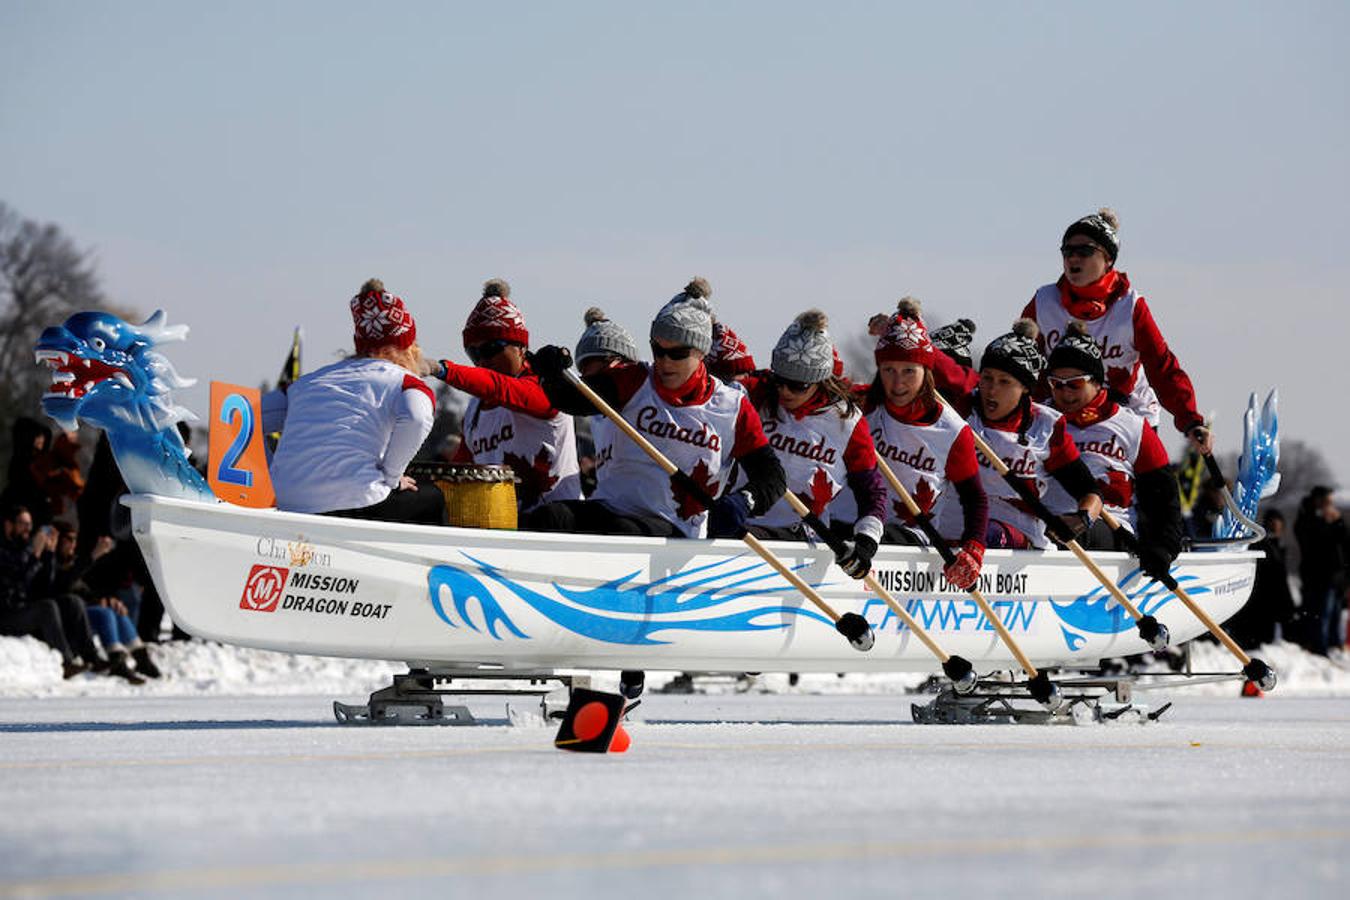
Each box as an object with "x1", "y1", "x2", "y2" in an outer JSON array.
[
  {"x1": 772, "y1": 310, "x2": 834, "y2": 384},
  {"x1": 980, "y1": 319, "x2": 1045, "y2": 388},
  {"x1": 1063, "y1": 208, "x2": 1121, "y2": 261},
  {"x1": 1047, "y1": 321, "x2": 1105, "y2": 382},
  {"x1": 930, "y1": 318, "x2": 977, "y2": 368}
]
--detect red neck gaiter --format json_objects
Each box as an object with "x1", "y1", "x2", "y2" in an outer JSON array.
[
  {"x1": 653, "y1": 363, "x2": 715, "y2": 407},
  {"x1": 1057, "y1": 270, "x2": 1130, "y2": 321},
  {"x1": 1065, "y1": 386, "x2": 1116, "y2": 427},
  {"x1": 884, "y1": 394, "x2": 940, "y2": 425}
]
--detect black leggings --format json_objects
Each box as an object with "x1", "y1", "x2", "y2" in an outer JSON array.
[
  {"x1": 522, "y1": 500, "x2": 680, "y2": 537},
  {"x1": 0, "y1": 597, "x2": 77, "y2": 664},
  {"x1": 327, "y1": 479, "x2": 447, "y2": 526}
]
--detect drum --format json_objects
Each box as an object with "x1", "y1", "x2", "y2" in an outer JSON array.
[{"x1": 407, "y1": 462, "x2": 518, "y2": 530}]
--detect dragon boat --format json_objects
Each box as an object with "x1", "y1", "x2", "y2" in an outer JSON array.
[{"x1": 33, "y1": 310, "x2": 1281, "y2": 725}]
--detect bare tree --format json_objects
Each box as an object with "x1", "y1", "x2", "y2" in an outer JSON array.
[{"x1": 0, "y1": 202, "x2": 108, "y2": 464}]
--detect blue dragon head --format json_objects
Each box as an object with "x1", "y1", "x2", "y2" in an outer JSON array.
[{"x1": 34, "y1": 310, "x2": 215, "y2": 502}]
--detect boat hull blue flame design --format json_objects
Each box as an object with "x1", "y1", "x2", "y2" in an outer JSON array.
[
  {"x1": 426, "y1": 553, "x2": 834, "y2": 645},
  {"x1": 1050, "y1": 566, "x2": 1209, "y2": 650}
]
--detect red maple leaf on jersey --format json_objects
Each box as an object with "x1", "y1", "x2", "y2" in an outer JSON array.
[
  {"x1": 1105, "y1": 364, "x2": 1133, "y2": 392},
  {"x1": 894, "y1": 477, "x2": 937, "y2": 525},
  {"x1": 502, "y1": 448, "x2": 560, "y2": 508},
  {"x1": 794, "y1": 467, "x2": 836, "y2": 518},
  {"x1": 670, "y1": 459, "x2": 721, "y2": 520},
  {"x1": 1097, "y1": 469, "x2": 1133, "y2": 508}
]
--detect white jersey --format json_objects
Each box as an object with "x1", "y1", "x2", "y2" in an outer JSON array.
[
  {"x1": 589, "y1": 415, "x2": 616, "y2": 485},
  {"x1": 1033, "y1": 283, "x2": 1161, "y2": 426},
  {"x1": 464, "y1": 399, "x2": 581, "y2": 511},
  {"x1": 754, "y1": 401, "x2": 864, "y2": 531},
  {"x1": 834, "y1": 402, "x2": 967, "y2": 541},
  {"x1": 590, "y1": 370, "x2": 744, "y2": 538},
  {"x1": 935, "y1": 401, "x2": 1063, "y2": 547},
  {"x1": 271, "y1": 357, "x2": 434, "y2": 514},
  {"x1": 1044, "y1": 407, "x2": 1147, "y2": 532}
]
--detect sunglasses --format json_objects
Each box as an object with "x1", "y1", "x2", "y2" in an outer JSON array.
[
  {"x1": 772, "y1": 374, "x2": 813, "y2": 393},
  {"x1": 650, "y1": 341, "x2": 695, "y2": 361},
  {"x1": 1060, "y1": 243, "x2": 1102, "y2": 259},
  {"x1": 467, "y1": 339, "x2": 516, "y2": 363},
  {"x1": 1048, "y1": 373, "x2": 1095, "y2": 389}
]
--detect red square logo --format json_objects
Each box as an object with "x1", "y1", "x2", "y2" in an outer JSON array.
[{"x1": 240, "y1": 564, "x2": 288, "y2": 612}]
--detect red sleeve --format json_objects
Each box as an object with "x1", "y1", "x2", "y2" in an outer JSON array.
[
  {"x1": 730, "y1": 395, "x2": 770, "y2": 458},
  {"x1": 1134, "y1": 421, "x2": 1170, "y2": 474},
  {"x1": 1132, "y1": 298, "x2": 1203, "y2": 434},
  {"x1": 842, "y1": 416, "x2": 877, "y2": 472},
  {"x1": 944, "y1": 425, "x2": 979, "y2": 483},
  {"x1": 440, "y1": 362, "x2": 556, "y2": 418},
  {"x1": 1043, "y1": 415, "x2": 1081, "y2": 472},
  {"x1": 605, "y1": 363, "x2": 651, "y2": 409},
  {"x1": 930, "y1": 351, "x2": 978, "y2": 414},
  {"x1": 401, "y1": 374, "x2": 436, "y2": 407}
]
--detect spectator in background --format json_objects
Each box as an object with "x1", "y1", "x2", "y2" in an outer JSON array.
[
  {"x1": 1228, "y1": 509, "x2": 1295, "y2": 649},
  {"x1": 0, "y1": 504, "x2": 98, "y2": 677},
  {"x1": 2, "y1": 417, "x2": 54, "y2": 527},
  {"x1": 31, "y1": 430, "x2": 85, "y2": 521},
  {"x1": 1295, "y1": 486, "x2": 1349, "y2": 655}
]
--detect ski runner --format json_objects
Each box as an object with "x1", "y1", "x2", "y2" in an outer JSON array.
[
  {"x1": 1021, "y1": 208, "x2": 1212, "y2": 453},
  {"x1": 267, "y1": 279, "x2": 444, "y2": 524},
  {"x1": 738, "y1": 310, "x2": 886, "y2": 577},
  {"x1": 528, "y1": 278, "x2": 785, "y2": 538},
  {"x1": 432, "y1": 279, "x2": 582, "y2": 512},
  {"x1": 839, "y1": 298, "x2": 988, "y2": 589},
  {"x1": 929, "y1": 319, "x2": 1104, "y2": 549},
  {"x1": 1040, "y1": 322, "x2": 1183, "y2": 579}
]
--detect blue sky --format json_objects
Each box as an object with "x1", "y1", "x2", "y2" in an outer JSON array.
[{"x1": 2, "y1": 2, "x2": 1347, "y2": 483}]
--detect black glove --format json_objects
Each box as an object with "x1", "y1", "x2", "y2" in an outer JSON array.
[
  {"x1": 708, "y1": 490, "x2": 753, "y2": 539},
  {"x1": 530, "y1": 345, "x2": 573, "y2": 379},
  {"x1": 835, "y1": 534, "x2": 877, "y2": 580},
  {"x1": 1136, "y1": 540, "x2": 1176, "y2": 582},
  {"x1": 1050, "y1": 510, "x2": 1091, "y2": 546}
]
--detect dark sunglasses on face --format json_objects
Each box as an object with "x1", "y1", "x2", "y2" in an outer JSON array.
[
  {"x1": 772, "y1": 374, "x2": 813, "y2": 393},
  {"x1": 650, "y1": 341, "x2": 695, "y2": 361},
  {"x1": 1048, "y1": 373, "x2": 1095, "y2": 389},
  {"x1": 1060, "y1": 243, "x2": 1102, "y2": 259},
  {"x1": 467, "y1": 339, "x2": 515, "y2": 363}
]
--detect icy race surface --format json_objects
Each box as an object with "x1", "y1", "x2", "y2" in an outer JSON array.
[{"x1": 2, "y1": 687, "x2": 1349, "y2": 898}]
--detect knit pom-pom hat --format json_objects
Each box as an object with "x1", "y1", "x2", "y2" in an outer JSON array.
[
  {"x1": 874, "y1": 296, "x2": 935, "y2": 367},
  {"x1": 1063, "y1": 207, "x2": 1121, "y2": 261},
  {"x1": 707, "y1": 319, "x2": 756, "y2": 380},
  {"x1": 650, "y1": 277, "x2": 714, "y2": 354},
  {"x1": 772, "y1": 310, "x2": 834, "y2": 384},
  {"x1": 1047, "y1": 320, "x2": 1105, "y2": 382},
  {"x1": 980, "y1": 318, "x2": 1046, "y2": 388},
  {"x1": 930, "y1": 318, "x2": 978, "y2": 368},
  {"x1": 351, "y1": 277, "x2": 417, "y2": 354},
  {"x1": 463, "y1": 278, "x2": 529, "y2": 348},
  {"x1": 575, "y1": 307, "x2": 640, "y2": 364}
]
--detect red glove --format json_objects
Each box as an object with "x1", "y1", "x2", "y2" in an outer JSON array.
[{"x1": 943, "y1": 540, "x2": 985, "y2": 590}]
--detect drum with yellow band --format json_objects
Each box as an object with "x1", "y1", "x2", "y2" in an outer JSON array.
[{"x1": 407, "y1": 462, "x2": 518, "y2": 530}]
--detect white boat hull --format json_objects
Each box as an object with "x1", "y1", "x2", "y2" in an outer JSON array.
[{"x1": 127, "y1": 495, "x2": 1258, "y2": 674}]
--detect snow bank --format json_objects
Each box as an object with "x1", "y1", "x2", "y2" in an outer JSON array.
[{"x1": 2, "y1": 636, "x2": 1347, "y2": 699}]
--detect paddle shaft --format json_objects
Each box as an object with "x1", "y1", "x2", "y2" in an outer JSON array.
[
  {"x1": 780, "y1": 491, "x2": 952, "y2": 663},
  {"x1": 945, "y1": 400, "x2": 1148, "y2": 623},
  {"x1": 873, "y1": 455, "x2": 1040, "y2": 678},
  {"x1": 562, "y1": 369, "x2": 844, "y2": 623}
]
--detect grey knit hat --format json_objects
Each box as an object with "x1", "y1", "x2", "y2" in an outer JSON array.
[
  {"x1": 575, "y1": 307, "x2": 639, "y2": 364},
  {"x1": 772, "y1": 310, "x2": 834, "y2": 384},
  {"x1": 650, "y1": 277, "x2": 714, "y2": 354}
]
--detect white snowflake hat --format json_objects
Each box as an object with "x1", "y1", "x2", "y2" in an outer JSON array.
[
  {"x1": 350, "y1": 279, "x2": 416, "y2": 353},
  {"x1": 772, "y1": 310, "x2": 834, "y2": 384}
]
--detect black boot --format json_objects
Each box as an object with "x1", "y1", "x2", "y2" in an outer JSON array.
[
  {"x1": 62, "y1": 659, "x2": 90, "y2": 679},
  {"x1": 107, "y1": 650, "x2": 146, "y2": 685},
  {"x1": 132, "y1": 645, "x2": 162, "y2": 679}
]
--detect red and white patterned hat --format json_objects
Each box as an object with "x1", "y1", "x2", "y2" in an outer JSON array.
[
  {"x1": 874, "y1": 297, "x2": 935, "y2": 367},
  {"x1": 350, "y1": 279, "x2": 416, "y2": 354},
  {"x1": 707, "y1": 320, "x2": 756, "y2": 379},
  {"x1": 463, "y1": 278, "x2": 529, "y2": 349}
]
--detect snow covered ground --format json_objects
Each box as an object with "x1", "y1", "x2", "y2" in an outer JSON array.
[{"x1": 2, "y1": 639, "x2": 1349, "y2": 898}]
